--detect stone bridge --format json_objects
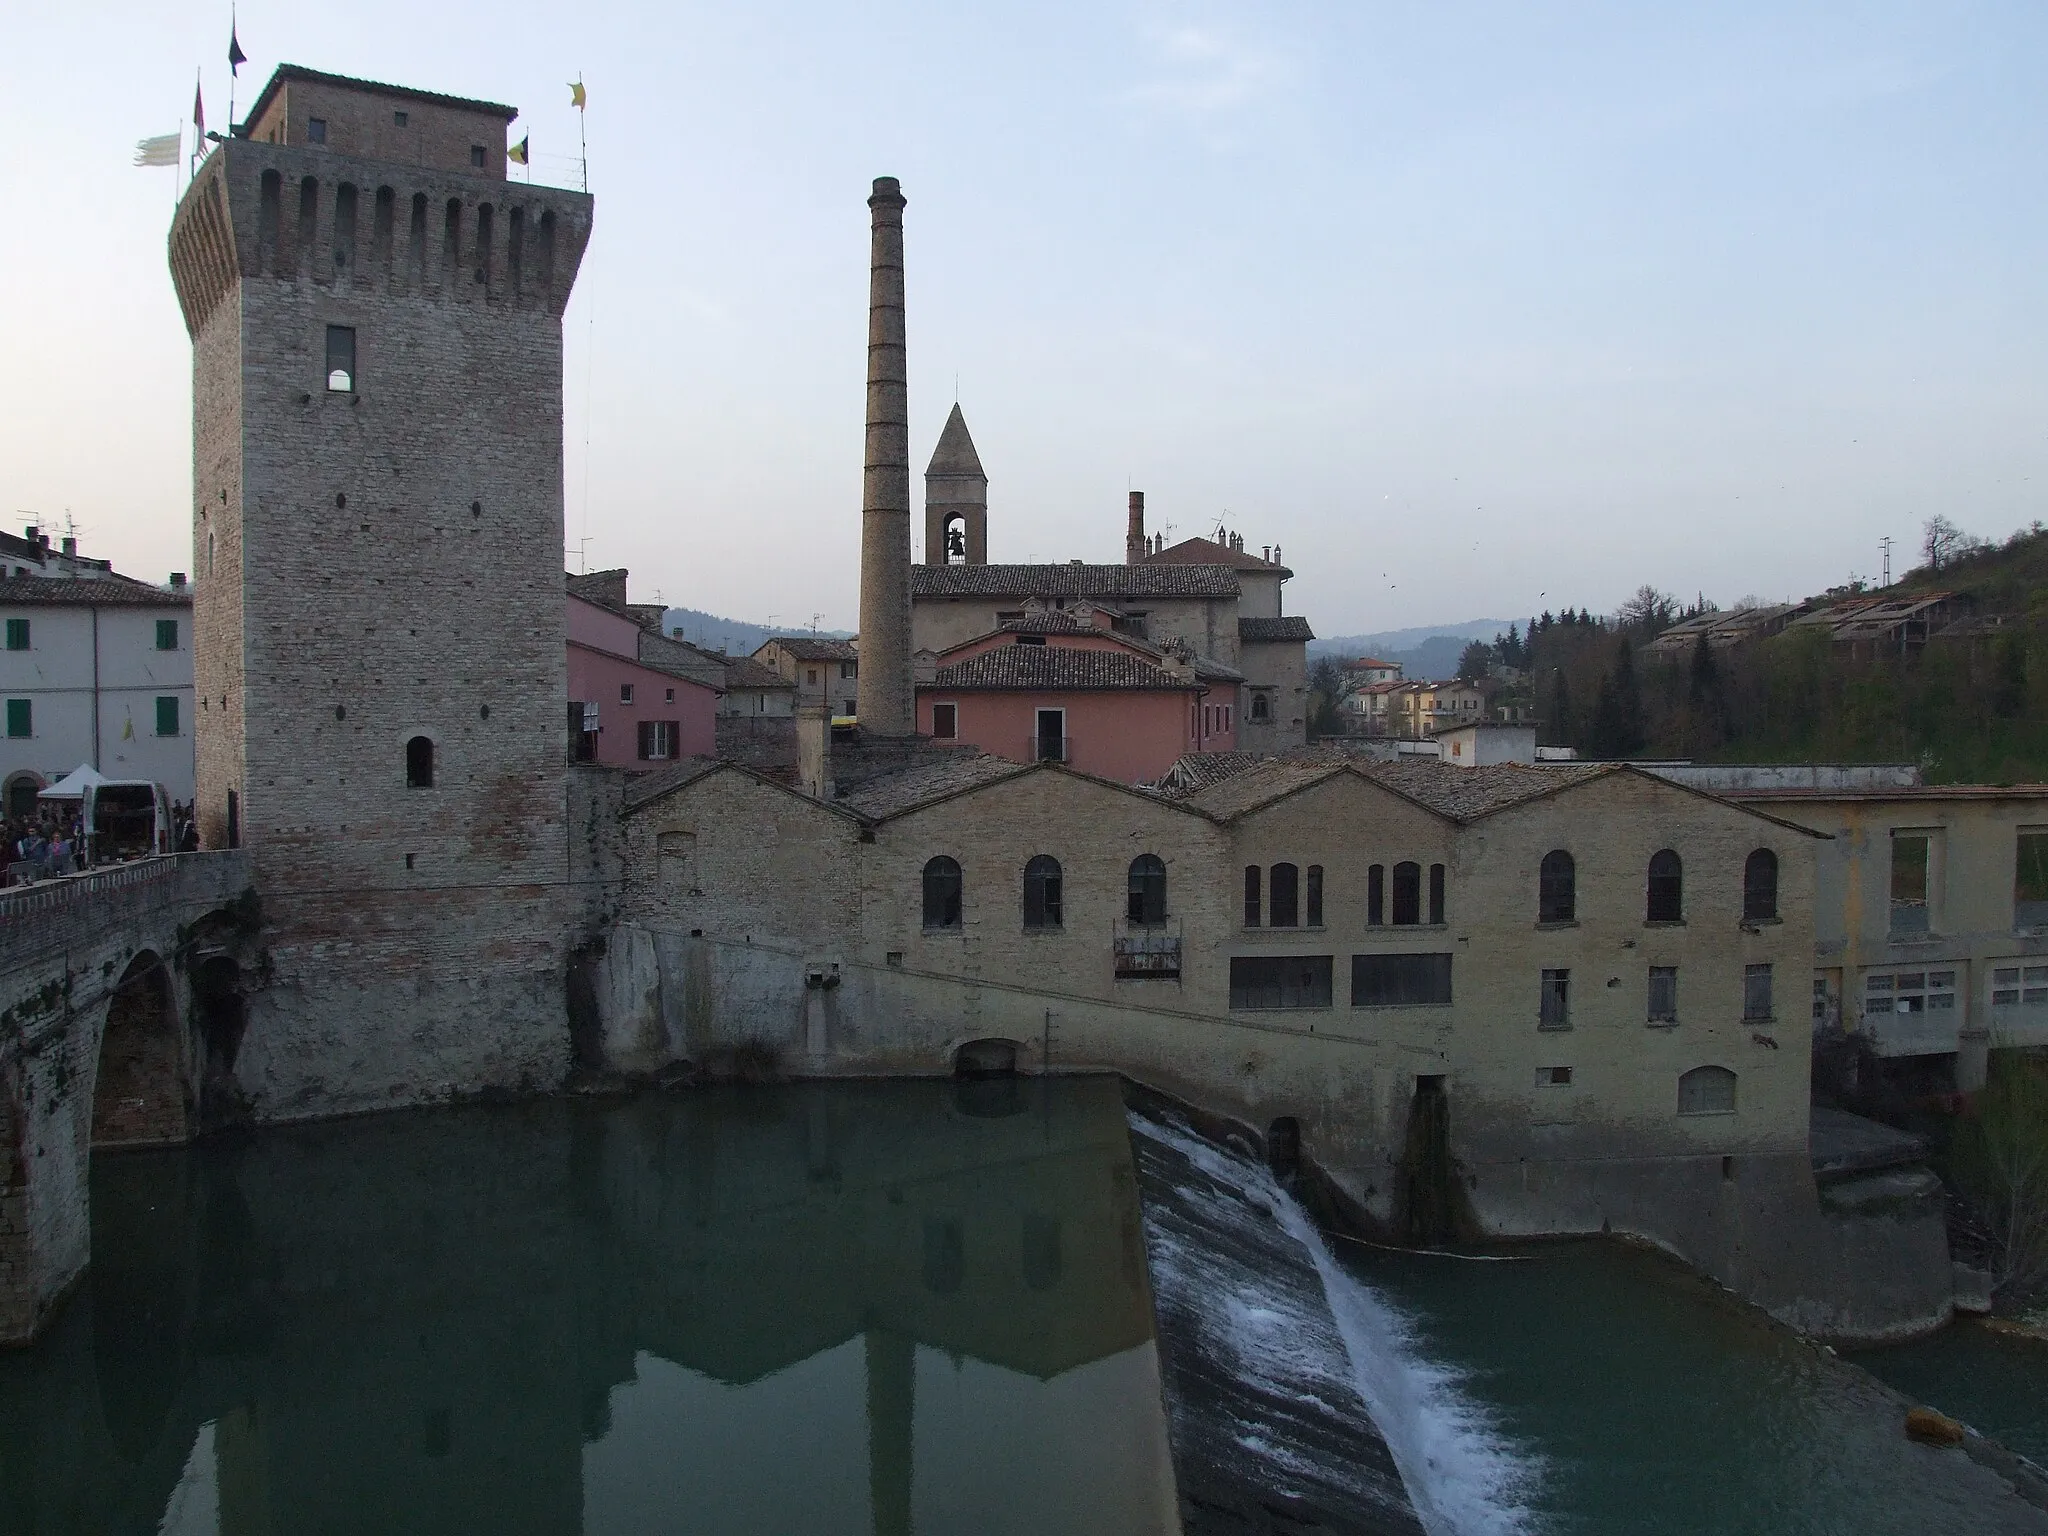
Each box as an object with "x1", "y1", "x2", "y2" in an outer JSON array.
[{"x1": 0, "y1": 852, "x2": 254, "y2": 1345}]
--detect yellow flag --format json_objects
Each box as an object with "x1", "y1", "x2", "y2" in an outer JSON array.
[
  {"x1": 508, "y1": 135, "x2": 529, "y2": 164},
  {"x1": 569, "y1": 80, "x2": 586, "y2": 109}
]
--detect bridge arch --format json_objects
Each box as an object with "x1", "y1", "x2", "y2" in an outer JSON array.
[{"x1": 91, "y1": 951, "x2": 190, "y2": 1150}]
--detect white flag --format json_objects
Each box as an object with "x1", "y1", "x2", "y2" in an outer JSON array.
[{"x1": 134, "y1": 133, "x2": 180, "y2": 167}]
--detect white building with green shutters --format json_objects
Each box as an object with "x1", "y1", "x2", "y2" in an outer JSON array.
[{"x1": 0, "y1": 574, "x2": 194, "y2": 815}]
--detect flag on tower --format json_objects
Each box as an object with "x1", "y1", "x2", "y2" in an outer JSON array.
[
  {"x1": 569, "y1": 79, "x2": 586, "y2": 108},
  {"x1": 194, "y1": 75, "x2": 206, "y2": 139},
  {"x1": 228, "y1": 20, "x2": 247, "y2": 74},
  {"x1": 508, "y1": 135, "x2": 529, "y2": 164},
  {"x1": 134, "y1": 133, "x2": 181, "y2": 167}
]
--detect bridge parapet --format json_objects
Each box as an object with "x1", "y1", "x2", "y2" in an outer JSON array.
[{"x1": 0, "y1": 853, "x2": 253, "y2": 981}]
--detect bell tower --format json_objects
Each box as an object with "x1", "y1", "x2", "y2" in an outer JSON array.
[
  {"x1": 167, "y1": 65, "x2": 593, "y2": 1114},
  {"x1": 923, "y1": 403, "x2": 987, "y2": 565}
]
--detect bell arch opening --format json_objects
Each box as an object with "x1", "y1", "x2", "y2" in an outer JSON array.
[{"x1": 92, "y1": 951, "x2": 189, "y2": 1150}]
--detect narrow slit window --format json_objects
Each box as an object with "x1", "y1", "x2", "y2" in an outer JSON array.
[
  {"x1": 1648, "y1": 966, "x2": 1678, "y2": 1024},
  {"x1": 2019, "y1": 831, "x2": 2048, "y2": 928},
  {"x1": 1744, "y1": 848, "x2": 1779, "y2": 921},
  {"x1": 405, "y1": 735, "x2": 434, "y2": 789},
  {"x1": 1270, "y1": 862, "x2": 1300, "y2": 927},
  {"x1": 1428, "y1": 863, "x2": 1446, "y2": 925},
  {"x1": 923, "y1": 856, "x2": 963, "y2": 931},
  {"x1": 1392, "y1": 861, "x2": 1422, "y2": 925},
  {"x1": 1647, "y1": 850, "x2": 1684, "y2": 923},
  {"x1": 1023, "y1": 855, "x2": 1063, "y2": 931},
  {"x1": 1743, "y1": 963, "x2": 1774, "y2": 1022},
  {"x1": 1243, "y1": 865, "x2": 1261, "y2": 928},
  {"x1": 1539, "y1": 849, "x2": 1575, "y2": 923},
  {"x1": 1540, "y1": 968, "x2": 1571, "y2": 1029},
  {"x1": 325, "y1": 325, "x2": 356, "y2": 392},
  {"x1": 1367, "y1": 863, "x2": 1385, "y2": 926},
  {"x1": 1306, "y1": 865, "x2": 1323, "y2": 927}
]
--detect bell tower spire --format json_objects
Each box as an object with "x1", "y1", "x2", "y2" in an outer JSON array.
[{"x1": 924, "y1": 403, "x2": 987, "y2": 565}]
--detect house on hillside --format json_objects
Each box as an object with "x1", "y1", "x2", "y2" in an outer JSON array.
[{"x1": 755, "y1": 636, "x2": 860, "y2": 718}]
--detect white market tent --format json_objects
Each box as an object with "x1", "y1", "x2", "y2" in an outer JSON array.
[{"x1": 37, "y1": 763, "x2": 108, "y2": 800}]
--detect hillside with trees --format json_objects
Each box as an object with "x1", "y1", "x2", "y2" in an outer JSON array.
[{"x1": 1473, "y1": 520, "x2": 2048, "y2": 781}]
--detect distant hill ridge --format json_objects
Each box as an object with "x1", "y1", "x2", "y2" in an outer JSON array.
[
  {"x1": 662, "y1": 607, "x2": 854, "y2": 657},
  {"x1": 1311, "y1": 619, "x2": 1513, "y2": 683}
]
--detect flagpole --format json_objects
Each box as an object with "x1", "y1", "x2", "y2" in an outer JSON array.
[{"x1": 577, "y1": 71, "x2": 588, "y2": 192}]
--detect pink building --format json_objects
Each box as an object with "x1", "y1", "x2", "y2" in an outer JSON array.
[
  {"x1": 916, "y1": 620, "x2": 1232, "y2": 784},
  {"x1": 568, "y1": 592, "x2": 719, "y2": 767}
]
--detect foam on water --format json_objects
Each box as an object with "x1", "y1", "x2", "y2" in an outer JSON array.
[{"x1": 1131, "y1": 1115, "x2": 1542, "y2": 1536}]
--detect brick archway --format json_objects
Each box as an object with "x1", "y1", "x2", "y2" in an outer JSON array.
[{"x1": 91, "y1": 952, "x2": 189, "y2": 1150}]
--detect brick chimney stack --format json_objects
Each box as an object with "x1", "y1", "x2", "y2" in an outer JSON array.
[
  {"x1": 855, "y1": 176, "x2": 913, "y2": 735},
  {"x1": 1126, "y1": 491, "x2": 1147, "y2": 565}
]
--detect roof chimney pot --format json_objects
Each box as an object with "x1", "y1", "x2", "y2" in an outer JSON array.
[{"x1": 170, "y1": 572, "x2": 187, "y2": 588}]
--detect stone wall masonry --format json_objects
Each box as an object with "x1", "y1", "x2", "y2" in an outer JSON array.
[
  {"x1": 0, "y1": 851, "x2": 252, "y2": 1344},
  {"x1": 168, "y1": 135, "x2": 593, "y2": 1122},
  {"x1": 245, "y1": 78, "x2": 514, "y2": 178},
  {"x1": 602, "y1": 761, "x2": 1953, "y2": 1338}
]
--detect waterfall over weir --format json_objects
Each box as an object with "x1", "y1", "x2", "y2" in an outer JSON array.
[{"x1": 1128, "y1": 1107, "x2": 1539, "y2": 1536}]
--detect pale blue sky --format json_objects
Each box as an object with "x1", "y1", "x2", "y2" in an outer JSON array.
[{"x1": 5, "y1": 2, "x2": 2044, "y2": 634}]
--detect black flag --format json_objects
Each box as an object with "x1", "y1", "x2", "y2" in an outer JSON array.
[{"x1": 228, "y1": 24, "x2": 247, "y2": 75}]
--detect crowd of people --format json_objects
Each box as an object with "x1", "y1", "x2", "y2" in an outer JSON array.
[
  {"x1": 2, "y1": 798, "x2": 200, "y2": 886},
  {"x1": 5, "y1": 808, "x2": 85, "y2": 884}
]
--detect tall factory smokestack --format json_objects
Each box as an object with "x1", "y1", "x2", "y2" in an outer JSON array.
[
  {"x1": 1125, "y1": 491, "x2": 1147, "y2": 565},
  {"x1": 856, "y1": 176, "x2": 913, "y2": 735}
]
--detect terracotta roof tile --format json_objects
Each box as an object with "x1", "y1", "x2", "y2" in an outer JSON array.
[
  {"x1": 839, "y1": 754, "x2": 1031, "y2": 819},
  {"x1": 910, "y1": 563, "x2": 1241, "y2": 599},
  {"x1": 0, "y1": 577, "x2": 188, "y2": 608},
  {"x1": 764, "y1": 635, "x2": 858, "y2": 662},
  {"x1": 1239, "y1": 616, "x2": 1314, "y2": 642},
  {"x1": 928, "y1": 646, "x2": 1200, "y2": 692},
  {"x1": 1138, "y1": 536, "x2": 1291, "y2": 574}
]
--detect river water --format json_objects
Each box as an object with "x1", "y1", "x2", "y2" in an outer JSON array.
[
  {"x1": 3, "y1": 1078, "x2": 2044, "y2": 1536},
  {"x1": 0, "y1": 1079, "x2": 1180, "y2": 1536}
]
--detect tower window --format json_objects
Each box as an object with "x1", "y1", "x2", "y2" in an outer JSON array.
[
  {"x1": 307, "y1": 117, "x2": 327, "y2": 144},
  {"x1": 325, "y1": 325, "x2": 356, "y2": 392},
  {"x1": 471, "y1": 145, "x2": 487, "y2": 168},
  {"x1": 406, "y1": 735, "x2": 435, "y2": 789},
  {"x1": 393, "y1": 110, "x2": 409, "y2": 127}
]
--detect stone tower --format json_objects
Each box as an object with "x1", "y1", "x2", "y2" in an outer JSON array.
[
  {"x1": 855, "y1": 177, "x2": 913, "y2": 734},
  {"x1": 166, "y1": 65, "x2": 593, "y2": 1116},
  {"x1": 923, "y1": 403, "x2": 987, "y2": 565}
]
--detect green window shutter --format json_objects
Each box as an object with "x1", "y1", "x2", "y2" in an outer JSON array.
[
  {"x1": 4, "y1": 619, "x2": 27, "y2": 651},
  {"x1": 156, "y1": 696, "x2": 180, "y2": 737},
  {"x1": 156, "y1": 619, "x2": 178, "y2": 651},
  {"x1": 5, "y1": 699, "x2": 30, "y2": 738}
]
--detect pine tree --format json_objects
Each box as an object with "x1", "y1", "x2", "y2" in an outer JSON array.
[
  {"x1": 1546, "y1": 669, "x2": 1575, "y2": 748},
  {"x1": 1689, "y1": 635, "x2": 1725, "y2": 751}
]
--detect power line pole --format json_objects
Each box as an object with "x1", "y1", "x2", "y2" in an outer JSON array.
[{"x1": 1879, "y1": 536, "x2": 1894, "y2": 587}]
